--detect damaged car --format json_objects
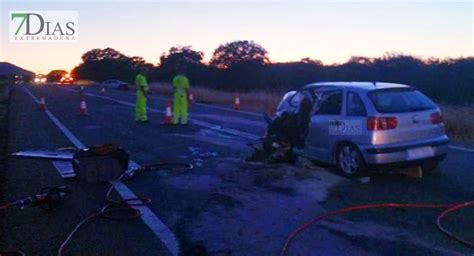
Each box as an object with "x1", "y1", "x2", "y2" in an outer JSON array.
[{"x1": 264, "y1": 82, "x2": 449, "y2": 177}]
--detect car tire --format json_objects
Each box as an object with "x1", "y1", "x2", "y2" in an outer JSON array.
[
  {"x1": 336, "y1": 143, "x2": 367, "y2": 177},
  {"x1": 421, "y1": 160, "x2": 439, "y2": 175}
]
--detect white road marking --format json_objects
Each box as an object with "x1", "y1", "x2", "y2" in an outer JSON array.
[
  {"x1": 23, "y1": 85, "x2": 180, "y2": 256},
  {"x1": 448, "y1": 145, "x2": 474, "y2": 153},
  {"x1": 60, "y1": 87, "x2": 260, "y2": 140}
]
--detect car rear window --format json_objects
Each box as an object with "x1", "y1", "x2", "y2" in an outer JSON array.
[{"x1": 368, "y1": 88, "x2": 436, "y2": 113}]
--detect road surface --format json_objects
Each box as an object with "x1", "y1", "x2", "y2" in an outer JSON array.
[{"x1": 1, "y1": 83, "x2": 473, "y2": 255}]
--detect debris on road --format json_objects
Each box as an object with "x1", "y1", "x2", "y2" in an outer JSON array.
[
  {"x1": 13, "y1": 144, "x2": 129, "y2": 182},
  {"x1": 72, "y1": 144, "x2": 128, "y2": 182},
  {"x1": 12, "y1": 149, "x2": 75, "y2": 160},
  {"x1": 52, "y1": 161, "x2": 76, "y2": 178},
  {"x1": 188, "y1": 146, "x2": 219, "y2": 167}
]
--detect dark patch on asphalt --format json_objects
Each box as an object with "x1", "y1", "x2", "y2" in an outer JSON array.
[
  {"x1": 263, "y1": 185, "x2": 296, "y2": 196},
  {"x1": 206, "y1": 193, "x2": 242, "y2": 209}
]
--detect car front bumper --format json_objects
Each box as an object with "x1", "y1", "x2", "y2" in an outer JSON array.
[{"x1": 359, "y1": 135, "x2": 449, "y2": 166}]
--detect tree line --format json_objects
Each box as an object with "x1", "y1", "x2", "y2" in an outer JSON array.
[{"x1": 71, "y1": 40, "x2": 474, "y2": 104}]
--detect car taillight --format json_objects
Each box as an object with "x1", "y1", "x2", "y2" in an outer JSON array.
[
  {"x1": 367, "y1": 117, "x2": 398, "y2": 130},
  {"x1": 430, "y1": 111, "x2": 443, "y2": 124}
]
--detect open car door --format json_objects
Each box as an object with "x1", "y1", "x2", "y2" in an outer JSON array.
[
  {"x1": 304, "y1": 87, "x2": 344, "y2": 161},
  {"x1": 265, "y1": 89, "x2": 314, "y2": 150}
]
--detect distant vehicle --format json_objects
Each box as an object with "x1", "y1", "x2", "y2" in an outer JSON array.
[
  {"x1": 34, "y1": 75, "x2": 47, "y2": 84},
  {"x1": 101, "y1": 80, "x2": 130, "y2": 90},
  {"x1": 268, "y1": 82, "x2": 449, "y2": 177},
  {"x1": 14, "y1": 75, "x2": 23, "y2": 85},
  {"x1": 47, "y1": 70, "x2": 68, "y2": 83},
  {"x1": 60, "y1": 73, "x2": 74, "y2": 84}
]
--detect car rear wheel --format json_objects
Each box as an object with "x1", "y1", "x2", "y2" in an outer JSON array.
[{"x1": 336, "y1": 144, "x2": 366, "y2": 177}]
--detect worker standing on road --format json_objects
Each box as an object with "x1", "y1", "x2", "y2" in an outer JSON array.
[
  {"x1": 135, "y1": 68, "x2": 149, "y2": 123},
  {"x1": 172, "y1": 73, "x2": 189, "y2": 125}
]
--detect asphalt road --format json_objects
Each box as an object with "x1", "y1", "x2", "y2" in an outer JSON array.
[{"x1": 1, "y1": 83, "x2": 473, "y2": 256}]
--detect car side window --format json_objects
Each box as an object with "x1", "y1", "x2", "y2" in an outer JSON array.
[
  {"x1": 313, "y1": 90, "x2": 342, "y2": 115},
  {"x1": 347, "y1": 92, "x2": 367, "y2": 116},
  {"x1": 289, "y1": 92, "x2": 305, "y2": 107}
]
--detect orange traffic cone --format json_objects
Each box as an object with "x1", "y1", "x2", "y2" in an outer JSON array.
[
  {"x1": 234, "y1": 94, "x2": 241, "y2": 110},
  {"x1": 163, "y1": 100, "x2": 173, "y2": 125},
  {"x1": 189, "y1": 93, "x2": 194, "y2": 103},
  {"x1": 38, "y1": 97, "x2": 46, "y2": 111},
  {"x1": 79, "y1": 96, "x2": 88, "y2": 116}
]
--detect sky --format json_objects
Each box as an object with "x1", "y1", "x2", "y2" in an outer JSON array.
[{"x1": 0, "y1": 0, "x2": 472, "y2": 74}]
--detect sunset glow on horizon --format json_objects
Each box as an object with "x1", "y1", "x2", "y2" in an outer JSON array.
[{"x1": 1, "y1": 1, "x2": 472, "y2": 74}]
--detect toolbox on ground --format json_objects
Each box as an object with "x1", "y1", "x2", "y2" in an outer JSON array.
[{"x1": 72, "y1": 144, "x2": 129, "y2": 182}]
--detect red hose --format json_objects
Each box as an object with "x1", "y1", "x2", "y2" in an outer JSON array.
[
  {"x1": 437, "y1": 201, "x2": 474, "y2": 249},
  {"x1": 280, "y1": 201, "x2": 474, "y2": 256},
  {"x1": 0, "y1": 202, "x2": 15, "y2": 211}
]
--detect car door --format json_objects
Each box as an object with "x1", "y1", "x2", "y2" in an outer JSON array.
[
  {"x1": 304, "y1": 88, "x2": 344, "y2": 162},
  {"x1": 342, "y1": 90, "x2": 368, "y2": 145}
]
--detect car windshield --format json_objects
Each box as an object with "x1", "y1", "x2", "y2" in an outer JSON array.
[{"x1": 368, "y1": 88, "x2": 436, "y2": 113}]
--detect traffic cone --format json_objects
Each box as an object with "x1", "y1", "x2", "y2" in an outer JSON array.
[
  {"x1": 38, "y1": 97, "x2": 46, "y2": 111},
  {"x1": 163, "y1": 100, "x2": 173, "y2": 125},
  {"x1": 79, "y1": 95, "x2": 88, "y2": 116},
  {"x1": 189, "y1": 93, "x2": 194, "y2": 103},
  {"x1": 234, "y1": 94, "x2": 241, "y2": 110},
  {"x1": 101, "y1": 87, "x2": 106, "y2": 95}
]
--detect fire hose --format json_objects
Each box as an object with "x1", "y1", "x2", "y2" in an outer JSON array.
[
  {"x1": 0, "y1": 163, "x2": 192, "y2": 256},
  {"x1": 2, "y1": 171, "x2": 471, "y2": 255},
  {"x1": 57, "y1": 162, "x2": 193, "y2": 256},
  {"x1": 280, "y1": 200, "x2": 474, "y2": 256}
]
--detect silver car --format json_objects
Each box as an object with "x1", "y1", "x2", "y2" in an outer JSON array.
[
  {"x1": 273, "y1": 82, "x2": 449, "y2": 177},
  {"x1": 101, "y1": 79, "x2": 130, "y2": 90}
]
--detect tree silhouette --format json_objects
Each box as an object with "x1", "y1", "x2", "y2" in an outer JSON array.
[
  {"x1": 46, "y1": 70, "x2": 67, "y2": 82},
  {"x1": 130, "y1": 56, "x2": 153, "y2": 71},
  {"x1": 72, "y1": 48, "x2": 152, "y2": 82},
  {"x1": 210, "y1": 40, "x2": 269, "y2": 68},
  {"x1": 300, "y1": 57, "x2": 323, "y2": 65},
  {"x1": 159, "y1": 46, "x2": 204, "y2": 71},
  {"x1": 81, "y1": 48, "x2": 128, "y2": 62},
  {"x1": 71, "y1": 46, "x2": 474, "y2": 104}
]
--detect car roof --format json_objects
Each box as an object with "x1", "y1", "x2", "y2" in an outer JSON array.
[{"x1": 303, "y1": 81, "x2": 411, "y2": 91}]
